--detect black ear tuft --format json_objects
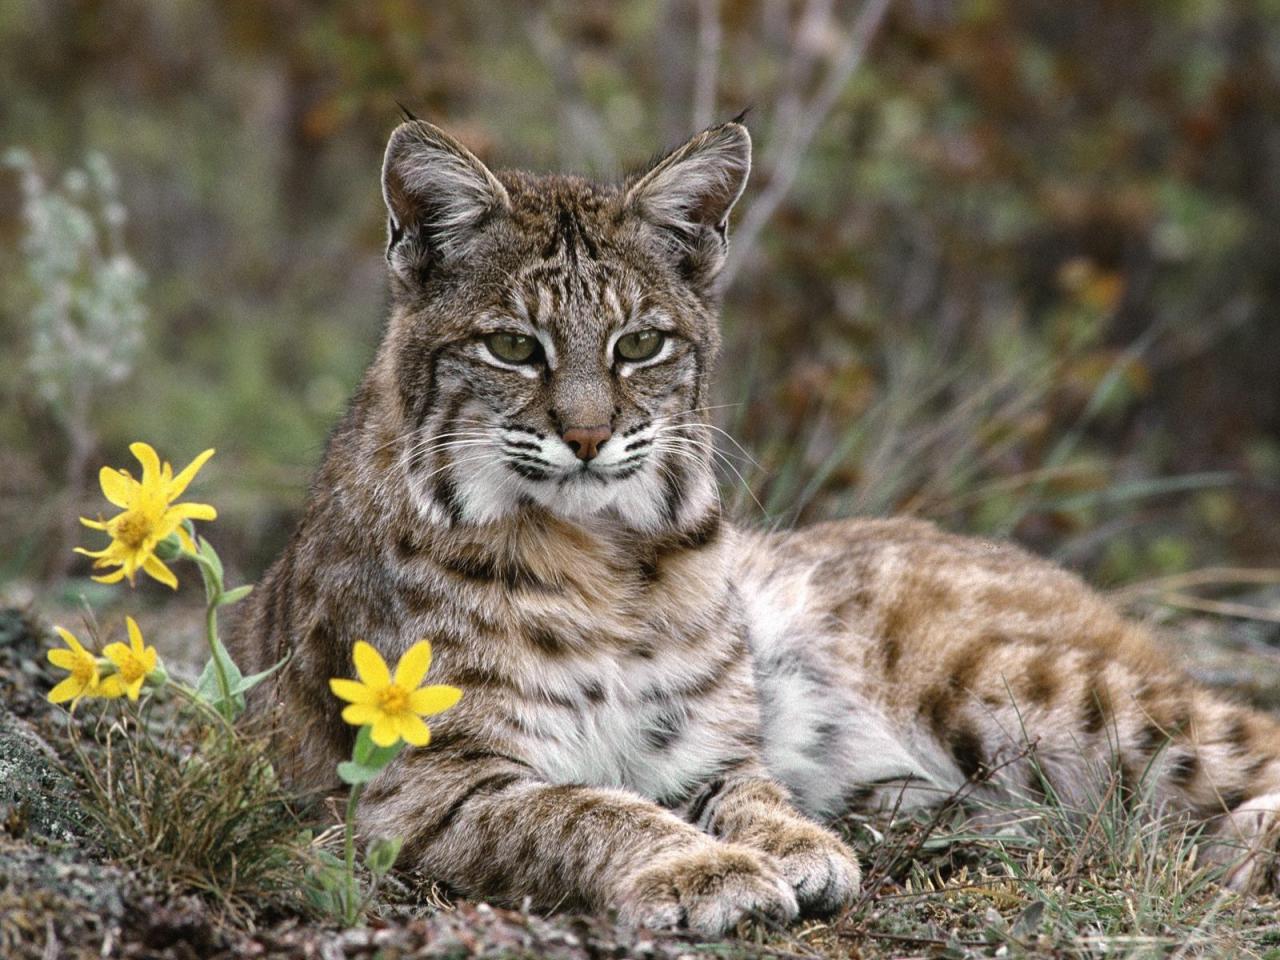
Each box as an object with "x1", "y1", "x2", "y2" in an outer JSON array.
[
  {"x1": 624, "y1": 122, "x2": 752, "y2": 296},
  {"x1": 396, "y1": 100, "x2": 420, "y2": 123},
  {"x1": 381, "y1": 120, "x2": 509, "y2": 284}
]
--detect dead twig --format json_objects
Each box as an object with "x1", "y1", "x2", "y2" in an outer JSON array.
[
  {"x1": 1150, "y1": 592, "x2": 1280, "y2": 625},
  {"x1": 525, "y1": 11, "x2": 618, "y2": 175},
  {"x1": 690, "y1": 0, "x2": 722, "y2": 130},
  {"x1": 722, "y1": 0, "x2": 893, "y2": 287},
  {"x1": 1112, "y1": 567, "x2": 1280, "y2": 602}
]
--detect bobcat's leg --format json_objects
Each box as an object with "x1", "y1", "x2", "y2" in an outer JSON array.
[
  {"x1": 681, "y1": 764, "x2": 861, "y2": 915},
  {"x1": 360, "y1": 747, "x2": 799, "y2": 936}
]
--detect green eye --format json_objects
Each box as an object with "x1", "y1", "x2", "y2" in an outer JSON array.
[
  {"x1": 485, "y1": 332, "x2": 540, "y2": 364},
  {"x1": 615, "y1": 329, "x2": 665, "y2": 363}
]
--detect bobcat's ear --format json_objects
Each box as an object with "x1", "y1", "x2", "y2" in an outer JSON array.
[
  {"x1": 624, "y1": 122, "x2": 751, "y2": 294},
  {"x1": 381, "y1": 120, "x2": 510, "y2": 280}
]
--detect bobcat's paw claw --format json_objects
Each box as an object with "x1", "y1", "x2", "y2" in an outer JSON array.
[
  {"x1": 618, "y1": 842, "x2": 799, "y2": 937},
  {"x1": 751, "y1": 818, "x2": 861, "y2": 915}
]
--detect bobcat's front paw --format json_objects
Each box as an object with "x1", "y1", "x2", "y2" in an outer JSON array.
[
  {"x1": 617, "y1": 842, "x2": 799, "y2": 936},
  {"x1": 749, "y1": 817, "x2": 861, "y2": 915}
]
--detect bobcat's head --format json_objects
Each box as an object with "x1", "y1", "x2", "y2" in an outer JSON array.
[{"x1": 376, "y1": 119, "x2": 749, "y2": 534}]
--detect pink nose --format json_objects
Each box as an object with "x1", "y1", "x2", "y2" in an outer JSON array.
[{"x1": 561, "y1": 425, "x2": 612, "y2": 461}]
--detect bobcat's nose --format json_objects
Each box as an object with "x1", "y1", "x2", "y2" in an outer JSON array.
[{"x1": 561, "y1": 425, "x2": 612, "y2": 461}]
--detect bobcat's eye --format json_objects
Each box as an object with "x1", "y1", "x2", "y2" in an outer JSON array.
[
  {"x1": 615, "y1": 329, "x2": 665, "y2": 363},
  {"x1": 485, "y1": 332, "x2": 540, "y2": 364}
]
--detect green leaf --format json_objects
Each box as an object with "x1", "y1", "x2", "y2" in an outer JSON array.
[
  {"x1": 232, "y1": 654, "x2": 287, "y2": 697},
  {"x1": 194, "y1": 633, "x2": 247, "y2": 716},
  {"x1": 338, "y1": 729, "x2": 405, "y2": 784},
  {"x1": 351, "y1": 725, "x2": 404, "y2": 769},
  {"x1": 336, "y1": 760, "x2": 382, "y2": 785},
  {"x1": 216, "y1": 584, "x2": 254, "y2": 607},
  {"x1": 314, "y1": 850, "x2": 345, "y2": 870},
  {"x1": 366, "y1": 836, "x2": 403, "y2": 877}
]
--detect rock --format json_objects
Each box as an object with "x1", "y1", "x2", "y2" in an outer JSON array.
[
  {"x1": 0, "y1": 708, "x2": 89, "y2": 844},
  {"x1": 0, "y1": 606, "x2": 91, "y2": 845}
]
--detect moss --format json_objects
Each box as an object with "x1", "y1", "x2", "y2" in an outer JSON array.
[{"x1": 0, "y1": 708, "x2": 90, "y2": 845}]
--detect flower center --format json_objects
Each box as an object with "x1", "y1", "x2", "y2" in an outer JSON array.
[
  {"x1": 117, "y1": 651, "x2": 145, "y2": 683},
  {"x1": 71, "y1": 655, "x2": 95, "y2": 685},
  {"x1": 376, "y1": 684, "x2": 410, "y2": 715},
  {"x1": 112, "y1": 510, "x2": 154, "y2": 549}
]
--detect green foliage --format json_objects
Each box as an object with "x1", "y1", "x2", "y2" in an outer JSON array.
[
  {"x1": 181, "y1": 526, "x2": 275, "y2": 720},
  {"x1": 312, "y1": 726, "x2": 408, "y2": 927},
  {"x1": 2, "y1": 148, "x2": 144, "y2": 421}
]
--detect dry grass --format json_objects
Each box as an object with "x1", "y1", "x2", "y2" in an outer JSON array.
[
  {"x1": 762, "y1": 753, "x2": 1280, "y2": 958},
  {"x1": 63, "y1": 699, "x2": 313, "y2": 924}
]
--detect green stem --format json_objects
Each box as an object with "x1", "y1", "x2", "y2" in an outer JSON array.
[
  {"x1": 185, "y1": 547, "x2": 235, "y2": 721},
  {"x1": 204, "y1": 592, "x2": 233, "y2": 718},
  {"x1": 344, "y1": 783, "x2": 364, "y2": 925}
]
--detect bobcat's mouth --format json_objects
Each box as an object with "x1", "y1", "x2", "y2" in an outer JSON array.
[
  {"x1": 560, "y1": 466, "x2": 610, "y2": 486},
  {"x1": 501, "y1": 453, "x2": 641, "y2": 486},
  {"x1": 496, "y1": 424, "x2": 652, "y2": 487}
]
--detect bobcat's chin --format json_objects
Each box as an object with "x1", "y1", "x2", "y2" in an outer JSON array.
[{"x1": 519, "y1": 465, "x2": 647, "y2": 523}]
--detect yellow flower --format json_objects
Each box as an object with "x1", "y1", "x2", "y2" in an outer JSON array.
[
  {"x1": 329, "y1": 640, "x2": 461, "y2": 748},
  {"x1": 47, "y1": 626, "x2": 117, "y2": 704},
  {"x1": 76, "y1": 442, "x2": 216, "y2": 589},
  {"x1": 100, "y1": 616, "x2": 159, "y2": 701}
]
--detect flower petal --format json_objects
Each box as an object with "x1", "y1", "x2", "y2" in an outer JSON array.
[
  {"x1": 352, "y1": 641, "x2": 391, "y2": 688},
  {"x1": 130, "y1": 442, "x2": 162, "y2": 489},
  {"x1": 54, "y1": 627, "x2": 86, "y2": 655},
  {"x1": 169, "y1": 501, "x2": 217, "y2": 523},
  {"x1": 97, "y1": 675, "x2": 125, "y2": 699},
  {"x1": 141, "y1": 554, "x2": 178, "y2": 590},
  {"x1": 102, "y1": 642, "x2": 130, "y2": 669},
  {"x1": 341, "y1": 703, "x2": 382, "y2": 726},
  {"x1": 168, "y1": 448, "x2": 215, "y2": 499},
  {"x1": 393, "y1": 640, "x2": 433, "y2": 690},
  {"x1": 369, "y1": 714, "x2": 400, "y2": 747},
  {"x1": 91, "y1": 567, "x2": 128, "y2": 585},
  {"x1": 396, "y1": 713, "x2": 432, "y2": 747},
  {"x1": 48, "y1": 677, "x2": 85, "y2": 704},
  {"x1": 99, "y1": 467, "x2": 138, "y2": 509},
  {"x1": 329, "y1": 678, "x2": 375, "y2": 704},
  {"x1": 126, "y1": 677, "x2": 145, "y2": 701},
  {"x1": 176, "y1": 526, "x2": 196, "y2": 554},
  {"x1": 408, "y1": 685, "x2": 462, "y2": 716},
  {"x1": 126, "y1": 616, "x2": 144, "y2": 653},
  {"x1": 79, "y1": 517, "x2": 109, "y2": 531},
  {"x1": 48, "y1": 649, "x2": 77, "y2": 670}
]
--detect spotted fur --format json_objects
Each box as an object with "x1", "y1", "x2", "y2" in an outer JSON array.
[{"x1": 232, "y1": 119, "x2": 1280, "y2": 935}]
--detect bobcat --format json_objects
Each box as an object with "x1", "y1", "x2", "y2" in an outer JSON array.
[{"x1": 233, "y1": 118, "x2": 1280, "y2": 935}]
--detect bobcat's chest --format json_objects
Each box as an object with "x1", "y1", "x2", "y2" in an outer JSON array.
[{"x1": 505, "y1": 642, "x2": 753, "y2": 805}]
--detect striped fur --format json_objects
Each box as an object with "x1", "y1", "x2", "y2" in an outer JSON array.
[{"x1": 232, "y1": 120, "x2": 1280, "y2": 936}]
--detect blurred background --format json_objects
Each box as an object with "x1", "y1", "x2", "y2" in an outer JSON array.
[{"x1": 2, "y1": 0, "x2": 1279, "y2": 647}]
